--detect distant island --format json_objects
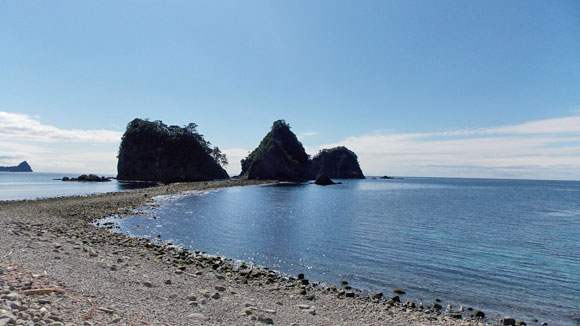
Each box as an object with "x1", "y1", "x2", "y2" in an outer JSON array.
[{"x1": 0, "y1": 161, "x2": 33, "y2": 172}]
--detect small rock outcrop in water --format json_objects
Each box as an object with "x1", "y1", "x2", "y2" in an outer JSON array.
[
  {"x1": 117, "y1": 119, "x2": 228, "y2": 182},
  {"x1": 0, "y1": 161, "x2": 33, "y2": 172},
  {"x1": 241, "y1": 120, "x2": 310, "y2": 181},
  {"x1": 308, "y1": 147, "x2": 364, "y2": 179},
  {"x1": 62, "y1": 174, "x2": 111, "y2": 182},
  {"x1": 314, "y1": 173, "x2": 337, "y2": 186}
]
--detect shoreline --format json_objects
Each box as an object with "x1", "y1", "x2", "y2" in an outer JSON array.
[
  {"x1": 0, "y1": 179, "x2": 493, "y2": 325},
  {"x1": 97, "y1": 185, "x2": 480, "y2": 315}
]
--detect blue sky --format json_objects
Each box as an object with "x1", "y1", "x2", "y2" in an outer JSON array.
[{"x1": 1, "y1": 1, "x2": 579, "y2": 179}]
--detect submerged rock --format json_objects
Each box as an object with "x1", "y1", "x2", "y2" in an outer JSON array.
[
  {"x1": 470, "y1": 310, "x2": 485, "y2": 318},
  {"x1": 393, "y1": 288, "x2": 406, "y2": 295}
]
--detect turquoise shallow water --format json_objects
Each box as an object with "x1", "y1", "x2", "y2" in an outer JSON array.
[{"x1": 103, "y1": 177, "x2": 578, "y2": 325}]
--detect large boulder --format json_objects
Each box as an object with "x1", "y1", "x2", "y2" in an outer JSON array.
[
  {"x1": 241, "y1": 120, "x2": 310, "y2": 181},
  {"x1": 117, "y1": 119, "x2": 228, "y2": 182},
  {"x1": 308, "y1": 146, "x2": 364, "y2": 179}
]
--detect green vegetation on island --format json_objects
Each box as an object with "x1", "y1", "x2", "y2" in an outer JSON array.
[
  {"x1": 309, "y1": 146, "x2": 364, "y2": 179},
  {"x1": 117, "y1": 118, "x2": 228, "y2": 182},
  {"x1": 241, "y1": 120, "x2": 365, "y2": 182},
  {"x1": 241, "y1": 120, "x2": 310, "y2": 181}
]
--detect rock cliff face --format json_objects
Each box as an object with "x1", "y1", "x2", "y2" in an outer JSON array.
[
  {"x1": 242, "y1": 121, "x2": 365, "y2": 181},
  {"x1": 117, "y1": 119, "x2": 228, "y2": 182},
  {"x1": 241, "y1": 120, "x2": 310, "y2": 181},
  {"x1": 0, "y1": 161, "x2": 33, "y2": 172},
  {"x1": 308, "y1": 146, "x2": 364, "y2": 179}
]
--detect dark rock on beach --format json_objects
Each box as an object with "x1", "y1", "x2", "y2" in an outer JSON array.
[
  {"x1": 117, "y1": 118, "x2": 228, "y2": 183},
  {"x1": 470, "y1": 310, "x2": 485, "y2": 318},
  {"x1": 502, "y1": 317, "x2": 516, "y2": 325},
  {"x1": 0, "y1": 160, "x2": 33, "y2": 172}
]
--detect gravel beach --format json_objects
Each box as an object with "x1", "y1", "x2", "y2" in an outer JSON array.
[{"x1": 0, "y1": 179, "x2": 492, "y2": 326}]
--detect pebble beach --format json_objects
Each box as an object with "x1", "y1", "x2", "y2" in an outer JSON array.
[{"x1": 0, "y1": 179, "x2": 493, "y2": 326}]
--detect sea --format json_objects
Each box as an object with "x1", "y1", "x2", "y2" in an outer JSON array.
[
  {"x1": 0, "y1": 172, "x2": 153, "y2": 201},
  {"x1": 2, "y1": 174, "x2": 579, "y2": 325}
]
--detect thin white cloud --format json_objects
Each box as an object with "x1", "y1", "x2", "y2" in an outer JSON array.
[
  {"x1": 0, "y1": 111, "x2": 122, "y2": 142},
  {"x1": 482, "y1": 116, "x2": 580, "y2": 135},
  {"x1": 299, "y1": 131, "x2": 319, "y2": 137},
  {"x1": 0, "y1": 140, "x2": 49, "y2": 154},
  {"x1": 315, "y1": 116, "x2": 580, "y2": 180},
  {"x1": 411, "y1": 116, "x2": 580, "y2": 138}
]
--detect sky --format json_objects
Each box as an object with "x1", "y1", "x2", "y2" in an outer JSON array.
[{"x1": 1, "y1": 1, "x2": 579, "y2": 180}]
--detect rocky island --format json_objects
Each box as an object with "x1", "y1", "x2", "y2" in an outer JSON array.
[
  {"x1": 0, "y1": 161, "x2": 33, "y2": 172},
  {"x1": 309, "y1": 147, "x2": 364, "y2": 179},
  {"x1": 62, "y1": 174, "x2": 111, "y2": 182},
  {"x1": 314, "y1": 173, "x2": 340, "y2": 185},
  {"x1": 117, "y1": 119, "x2": 228, "y2": 183},
  {"x1": 241, "y1": 120, "x2": 310, "y2": 181},
  {"x1": 241, "y1": 120, "x2": 365, "y2": 182}
]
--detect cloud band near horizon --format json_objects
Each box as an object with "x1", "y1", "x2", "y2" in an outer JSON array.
[
  {"x1": 311, "y1": 116, "x2": 580, "y2": 180},
  {"x1": 1, "y1": 111, "x2": 579, "y2": 180}
]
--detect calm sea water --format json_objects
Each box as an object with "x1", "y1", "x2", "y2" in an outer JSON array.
[
  {"x1": 101, "y1": 178, "x2": 577, "y2": 325},
  {"x1": 0, "y1": 172, "x2": 152, "y2": 201}
]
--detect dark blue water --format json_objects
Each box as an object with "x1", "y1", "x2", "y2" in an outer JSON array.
[
  {"x1": 102, "y1": 178, "x2": 580, "y2": 325},
  {"x1": 0, "y1": 172, "x2": 152, "y2": 201}
]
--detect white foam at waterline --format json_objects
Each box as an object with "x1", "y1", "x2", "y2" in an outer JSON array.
[{"x1": 151, "y1": 188, "x2": 222, "y2": 206}]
